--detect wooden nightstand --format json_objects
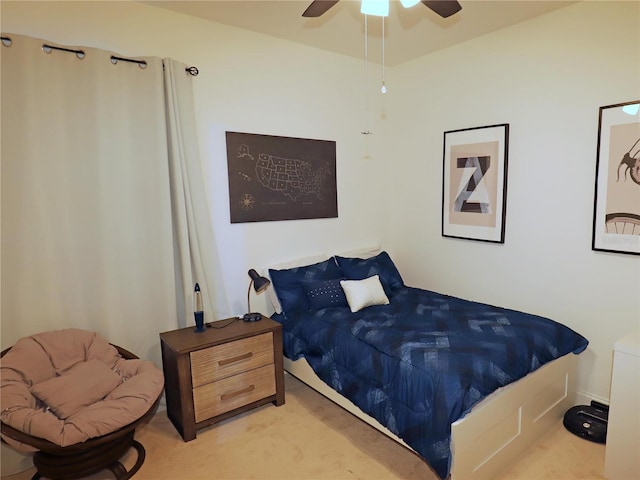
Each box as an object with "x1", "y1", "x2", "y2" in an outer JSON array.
[{"x1": 159, "y1": 316, "x2": 285, "y2": 441}]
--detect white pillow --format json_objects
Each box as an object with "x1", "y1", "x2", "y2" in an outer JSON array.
[
  {"x1": 262, "y1": 254, "x2": 330, "y2": 314},
  {"x1": 334, "y1": 244, "x2": 381, "y2": 259},
  {"x1": 340, "y1": 275, "x2": 389, "y2": 313}
]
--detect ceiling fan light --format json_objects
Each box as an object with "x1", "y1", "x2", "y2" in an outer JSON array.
[
  {"x1": 361, "y1": 0, "x2": 389, "y2": 17},
  {"x1": 400, "y1": 0, "x2": 420, "y2": 7},
  {"x1": 622, "y1": 103, "x2": 639, "y2": 116}
]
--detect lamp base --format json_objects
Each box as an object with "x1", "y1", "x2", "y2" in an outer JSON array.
[
  {"x1": 194, "y1": 311, "x2": 206, "y2": 332},
  {"x1": 242, "y1": 312, "x2": 262, "y2": 322}
]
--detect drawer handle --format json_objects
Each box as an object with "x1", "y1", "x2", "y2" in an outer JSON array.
[
  {"x1": 221, "y1": 384, "x2": 255, "y2": 401},
  {"x1": 218, "y1": 352, "x2": 253, "y2": 366}
]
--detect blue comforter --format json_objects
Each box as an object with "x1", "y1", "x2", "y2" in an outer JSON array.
[{"x1": 272, "y1": 286, "x2": 588, "y2": 479}]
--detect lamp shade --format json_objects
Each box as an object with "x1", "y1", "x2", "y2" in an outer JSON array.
[{"x1": 248, "y1": 269, "x2": 270, "y2": 294}]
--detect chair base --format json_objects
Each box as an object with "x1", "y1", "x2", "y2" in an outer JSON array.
[{"x1": 31, "y1": 431, "x2": 146, "y2": 480}]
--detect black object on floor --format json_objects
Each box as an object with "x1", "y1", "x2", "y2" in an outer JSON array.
[{"x1": 563, "y1": 400, "x2": 608, "y2": 444}]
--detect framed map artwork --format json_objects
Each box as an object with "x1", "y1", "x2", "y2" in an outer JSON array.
[
  {"x1": 592, "y1": 100, "x2": 640, "y2": 256},
  {"x1": 225, "y1": 132, "x2": 337, "y2": 223},
  {"x1": 442, "y1": 124, "x2": 509, "y2": 243}
]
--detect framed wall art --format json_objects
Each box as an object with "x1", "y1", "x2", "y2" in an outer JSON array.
[
  {"x1": 591, "y1": 100, "x2": 640, "y2": 256},
  {"x1": 442, "y1": 124, "x2": 509, "y2": 243},
  {"x1": 226, "y1": 131, "x2": 337, "y2": 223}
]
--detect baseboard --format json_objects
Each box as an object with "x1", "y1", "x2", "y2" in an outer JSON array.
[{"x1": 575, "y1": 389, "x2": 609, "y2": 408}]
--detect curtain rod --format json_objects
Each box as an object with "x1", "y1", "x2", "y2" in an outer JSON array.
[{"x1": 0, "y1": 35, "x2": 199, "y2": 76}]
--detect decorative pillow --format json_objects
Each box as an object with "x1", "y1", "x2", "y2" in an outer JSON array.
[
  {"x1": 302, "y1": 278, "x2": 348, "y2": 310},
  {"x1": 269, "y1": 258, "x2": 344, "y2": 315},
  {"x1": 262, "y1": 254, "x2": 330, "y2": 314},
  {"x1": 29, "y1": 359, "x2": 122, "y2": 419},
  {"x1": 335, "y1": 251, "x2": 404, "y2": 295},
  {"x1": 340, "y1": 275, "x2": 390, "y2": 313}
]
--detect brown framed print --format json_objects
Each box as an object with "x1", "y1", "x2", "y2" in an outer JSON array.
[
  {"x1": 592, "y1": 101, "x2": 640, "y2": 255},
  {"x1": 442, "y1": 124, "x2": 509, "y2": 243},
  {"x1": 225, "y1": 131, "x2": 337, "y2": 223}
]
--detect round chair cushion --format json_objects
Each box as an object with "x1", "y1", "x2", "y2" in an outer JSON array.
[{"x1": 1, "y1": 329, "x2": 164, "y2": 450}]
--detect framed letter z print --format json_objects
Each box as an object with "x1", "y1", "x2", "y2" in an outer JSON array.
[{"x1": 442, "y1": 124, "x2": 509, "y2": 243}]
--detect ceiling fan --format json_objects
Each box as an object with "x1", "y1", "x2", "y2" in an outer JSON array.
[{"x1": 302, "y1": 0, "x2": 462, "y2": 19}]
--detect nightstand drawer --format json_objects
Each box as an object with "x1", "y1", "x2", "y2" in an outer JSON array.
[
  {"x1": 190, "y1": 332, "x2": 274, "y2": 387},
  {"x1": 193, "y1": 364, "x2": 276, "y2": 422}
]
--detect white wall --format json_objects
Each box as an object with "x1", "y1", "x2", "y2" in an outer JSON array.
[
  {"x1": 1, "y1": 1, "x2": 638, "y2": 403},
  {"x1": 385, "y1": 1, "x2": 640, "y2": 402}
]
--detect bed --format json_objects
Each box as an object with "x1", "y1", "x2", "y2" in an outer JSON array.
[{"x1": 265, "y1": 250, "x2": 589, "y2": 480}]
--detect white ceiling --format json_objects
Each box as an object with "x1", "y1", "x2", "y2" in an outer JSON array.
[{"x1": 144, "y1": 0, "x2": 576, "y2": 66}]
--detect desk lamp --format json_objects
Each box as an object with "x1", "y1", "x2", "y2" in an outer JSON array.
[{"x1": 243, "y1": 269, "x2": 270, "y2": 322}]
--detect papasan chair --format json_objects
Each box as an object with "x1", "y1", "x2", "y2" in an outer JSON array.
[{"x1": 1, "y1": 329, "x2": 164, "y2": 480}]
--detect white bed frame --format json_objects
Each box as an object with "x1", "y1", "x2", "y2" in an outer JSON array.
[{"x1": 284, "y1": 353, "x2": 577, "y2": 479}]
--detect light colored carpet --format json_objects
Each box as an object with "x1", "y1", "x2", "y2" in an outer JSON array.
[{"x1": 2, "y1": 374, "x2": 606, "y2": 480}]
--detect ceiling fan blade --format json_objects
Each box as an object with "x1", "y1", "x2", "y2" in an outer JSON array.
[
  {"x1": 302, "y1": 0, "x2": 341, "y2": 18},
  {"x1": 421, "y1": 0, "x2": 462, "y2": 18}
]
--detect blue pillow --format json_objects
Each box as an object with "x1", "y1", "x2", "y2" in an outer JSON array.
[
  {"x1": 269, "y1": 258, "x2": 343, "y2": 315},
  {"x1": 334, "y1": 251, "x2": 404, "y2": 295},
  {"x1": 302, "y1": 278, "x2": 348, "y2": 310}
]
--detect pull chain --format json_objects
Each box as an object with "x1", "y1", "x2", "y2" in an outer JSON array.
[
  {"x1": 362, "y1": 14, "x2": 372, "y2": 136},
  {"x1": 381, "y1": 17, "x2": 387, "y2": 94}
]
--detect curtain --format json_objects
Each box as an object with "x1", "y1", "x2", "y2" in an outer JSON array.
[
  {"x1": 1, "y1": 33, "x2": 226, "y2": 366},
  {"x1": 163, "y1": 60, "x2": 228, "y2": 328}
]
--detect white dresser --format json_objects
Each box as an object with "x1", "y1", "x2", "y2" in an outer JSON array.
[{"x1": 604, "y1": 330, "x2": 640, "y2": 480}]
